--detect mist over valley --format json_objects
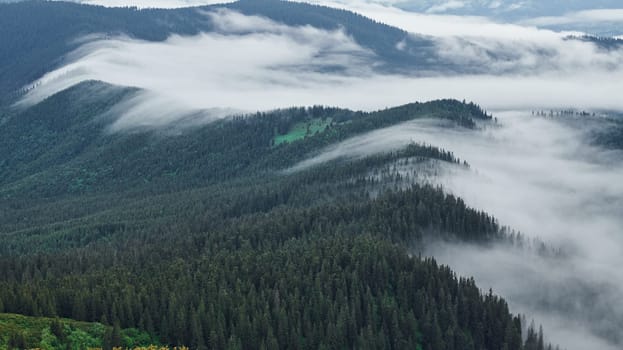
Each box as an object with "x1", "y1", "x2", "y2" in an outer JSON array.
[{"x1": 0, "y1": 1, "x2": 621, "y2": 350}]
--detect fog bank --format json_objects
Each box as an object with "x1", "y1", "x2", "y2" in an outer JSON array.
[
  {"x1": 19, "y1": 9, "x2": 623, "y2": 130},
  {"x1": 293, "y1": 112, "x2": 623, "y2": 350}
]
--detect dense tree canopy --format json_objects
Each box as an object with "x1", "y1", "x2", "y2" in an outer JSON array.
[{"x1": 0, "y1": 82, "x2": 556, "y2": 349}]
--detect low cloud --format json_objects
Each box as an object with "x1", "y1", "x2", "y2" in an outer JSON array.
[
  {"x1": 295, "y1": 0, "x2": 570, "y2": 39},
  {"x1": 19, "y1": 7, "x2": 623, "y2": 131},
  {"x1": 426, "y1": 241, "x2": 623, "y2": 350},
  {"x1": 19, "y1": 9, "x2": 378, "y2": 129},
  {"x1": 292, "y1": 112, "x2": 623, "y2": 350},
  {"x1": 425, "y1": 0, "x2": 465, "y2": 14},
  {"x1": 300, "y1": 0, "x2": 623, "y2": 37},
  {"x1": 522, "y1": 9, "x2": 623, "y2": 27},
  {"x1": 434, "y1": 35, "x2": 623, "y2": 74}
]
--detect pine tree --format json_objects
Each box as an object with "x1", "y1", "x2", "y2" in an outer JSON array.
[
  {"x1": 8, "y1": 331, "x2": 27, "y2": 350},
  {"x1": 111, "y1": 321, "x2": 123, "y2": 348},
  {"x1": 538, "y1": 325, "x2": 545, "y2": 350},
  {"x1": 190, "y1": 312, "x2": 206, "y2": 350},
  {"x1": 102, "y1": 327, "x2": 113, "y2": 350},
  {"x1": 524, "y1": 322, "x2": 538, "y2": 350},
  {"x1": 51, "y1": 318, "x2": 66, "y2": 343}
]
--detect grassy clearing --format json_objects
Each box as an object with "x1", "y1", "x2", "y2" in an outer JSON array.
[
  {"x1": 273, "y1": 118, "x2": 333, "y2": 145},
  {"x1": 0, "y1": 313, "x2": 156, "y2": 350}
]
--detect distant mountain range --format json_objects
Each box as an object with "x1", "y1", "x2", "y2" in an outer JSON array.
[
  {"x1": 399, "y1": 0, "x2": 621, "y2": 18},
  {"x1": 398, "y1": 0, "x2": 623, "y2": 36}
]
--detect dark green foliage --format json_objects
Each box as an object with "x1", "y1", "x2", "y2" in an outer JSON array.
[
  {"x1": 111, "y1": 322, "x2": 122, "y2": 348},
  {"x1": 50, "y1": 318, "x2": 66, "y2": 342},
  {"x1": 7, "y1": 331, "x2": 26, "y2": 350},
  {"x1": 0, "y1": 313, "x2": 155, "y2": 350},
  {"x1": 0, "y1": 235, "x2": 525, "y2": 350},
  {"x1": 0, "y1": 85, "x2": 553, "y2": 349},
  {"x1": 0, "y1": 82, "x2": 490, "y2": 202},
  {"x1": 102, "y1": 326, "x2": 112, "y2": 350}
]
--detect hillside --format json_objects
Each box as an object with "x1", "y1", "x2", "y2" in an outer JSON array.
[
  {"x1": 0, "y1": 81, "x2": 560, "y2": 349},
  {"x1": 0, "y1": 81, "x2": 486, "y2": 202},
  {"x1": 0, "y1": 81, "x2": 493, "y2": 256},
  {"x1": 0, "y1": 0, "x2": 585, "y2": 348}
]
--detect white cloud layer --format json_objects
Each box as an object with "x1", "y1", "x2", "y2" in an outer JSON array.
[
  {"x1": 19, "y1": 8, "x2": 623, "y2": 130},
  {"x1": 292, "y1": 112, "x2": 623, "y2": 350},
  {"x1": 522, "y1": 8, "x2": 623, "y2": 27},
  {"x1": 295, "y1": 0, "x2": 567, "y2": 39},
  {"x1": 425, "y1": 0, "x2": 465, "y2": 14},
  {"x1": 19, "y1": 9, "x2": 379, "y2": 128}
]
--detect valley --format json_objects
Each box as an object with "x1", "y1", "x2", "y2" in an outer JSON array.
[{"x1": 1, "y1": 1, "x2": 622, "y2": 349}]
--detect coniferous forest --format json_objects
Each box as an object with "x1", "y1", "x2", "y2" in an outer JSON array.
[
  {"x1": 8, "y1": 0, "x2": 623, "y2": 349},
  {"x1": 0, "y1": 80, "x2": 558, "y2": 349}
]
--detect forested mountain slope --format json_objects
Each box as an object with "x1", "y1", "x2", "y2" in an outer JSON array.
[
  {"x1": 0, "y1": 81, "x2": 492, "y2": 253},
  {"x1": 0, "y1": 81, "x2": 484, "y2": 201},
  {"x1": 0, "y1": 81, "x2": 558, "y2": 349}
]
